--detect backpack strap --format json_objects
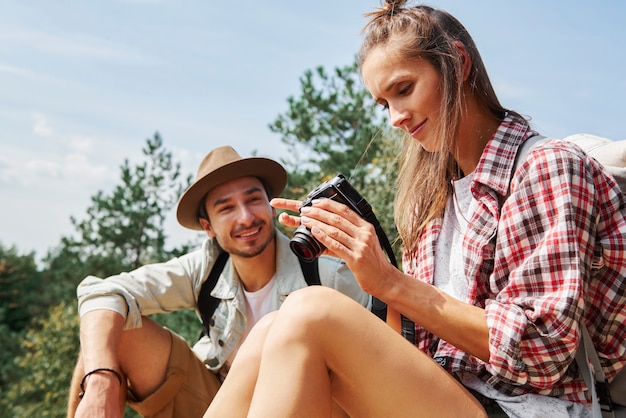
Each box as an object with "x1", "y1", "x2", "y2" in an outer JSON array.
[
  {"x1": 198, "y1": 252, "x2": 321, "y2": 337},
  {"x1": 198, "y1": 251, "x2": 229, "y2": 338},
  {"x1": 509, "y1": 134, "x2": 547, "y2": 193},
  {"x1": 299, "y1": 258, "x2": 320, "y2": 286},
  {"x1": 576, "y1": 326, "x2": 615, "y2": 418}
]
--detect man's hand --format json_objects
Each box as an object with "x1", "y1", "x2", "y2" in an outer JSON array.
[{"x1": 75, "y1": 371, "x2": 125, "y2": 418}]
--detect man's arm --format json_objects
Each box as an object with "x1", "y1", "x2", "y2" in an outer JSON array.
[
  {"x1": 73, "y1": 310, "x2": 126, "y2": 418},
  {"x1": 72, "y1": 309, "x2": 174, "y2": 418}
]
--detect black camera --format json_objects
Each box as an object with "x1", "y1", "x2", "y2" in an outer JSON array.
[{"x1": 289, "y1": 174, "x2": 385, "y2": 262}]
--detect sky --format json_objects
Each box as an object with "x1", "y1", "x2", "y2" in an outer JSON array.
[{"x1": 1, "y1": 0, "x2": 625, "y2": 261}]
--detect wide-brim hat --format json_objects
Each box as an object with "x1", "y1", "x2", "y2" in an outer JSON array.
[{"x1": 176, "y1": 145, "x2": 287, "y2": 230}]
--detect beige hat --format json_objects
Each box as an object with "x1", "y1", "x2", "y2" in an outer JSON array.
[{"x1": 176, "y1": 146, "x2": 287, "y2": 230}]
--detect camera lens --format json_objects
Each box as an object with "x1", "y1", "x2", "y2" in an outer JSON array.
[{"x1": 289, "y1": 226, "x2": 325, "y2": 261}]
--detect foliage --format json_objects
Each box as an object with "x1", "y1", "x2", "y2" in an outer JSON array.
[
  {"x1": 2, "y1": 302, "x2": 79, "y2": 418},
  {"x1": 0, "y1": 245, "x2": 44, "y2": 333},
  {"x1": 37, "y1": 132, "x2": 197, "y2": 311},
  {"x1": 0, "y1": 244, "x2": 53, "y2": 393},
  {"x1": 269, "y1": 60, "x2": 387, "y2": 197}
]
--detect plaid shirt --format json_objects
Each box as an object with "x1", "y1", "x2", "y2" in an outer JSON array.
[{"x1": 403, "y1": 114, "x2": 626, "y2": 402}]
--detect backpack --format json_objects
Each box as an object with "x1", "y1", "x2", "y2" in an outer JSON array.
[
  {"x1": 516, "y1": 133, "x2": 626, "y2": 418},
  {"x1": 197, "y1": 251, "x2": 388, "y2": 339}
]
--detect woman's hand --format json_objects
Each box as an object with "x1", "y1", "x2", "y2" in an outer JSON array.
[
  {"x1": 270, "y1": 197, "x2": 303, "y2": 229},
  {"x1": 272, "y1": 197, "x2": 396, "y2": 296}
]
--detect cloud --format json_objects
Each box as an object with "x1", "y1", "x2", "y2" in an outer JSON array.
[
  {"x1": 32, "y1": 113, "x2": 97, "y2": 154},
  {"x1": 0, "y1": 26, "x2": 147, "y2": 63},
  {"x1": 33, "y1": 113, "x2": 54, "y2": 137},
  {"x1": 0, "y1": 62, "x2": 70, "y2": 85},
  {"x1": 0, "y1": 113, "x2": 118, "y2": 189},
  {"x1": 64, "y1": 152, "x2": 111, "y2": 185}
]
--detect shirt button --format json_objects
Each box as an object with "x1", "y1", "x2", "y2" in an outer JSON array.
[
  {"x1": 218, "y1": 340, "x2": 224, "y2": 347},
  {"x1": 209, "y1": 318, "x2": 215, "y2": 327}
]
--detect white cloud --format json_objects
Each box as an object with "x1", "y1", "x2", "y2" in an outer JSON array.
[
  {"x1": 67, "y1": 135, "x2": 94, "y2": 153},
  {"x1": 24, "y1": 159, "x2": 61, "y2": 179},
  {"x1": 0, "y1": 26, "x2": 148, "y2": 63},
  {"x1": 0, "y1": 61, "x2": 70, "y2": 85},
  {"x1": 33, "y1": 113, "x2": 54, "y2": 137},
  {"x1": 64, "y1": 152, "x2": 111, "y2": 184},
  {"x1": 0, "y1": 113, "x2": 118, "y2": 190}
]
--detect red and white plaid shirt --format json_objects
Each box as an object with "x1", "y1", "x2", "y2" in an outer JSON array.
[{"x1": 403, "y1": 114, "x2": 626, "y2": 402}]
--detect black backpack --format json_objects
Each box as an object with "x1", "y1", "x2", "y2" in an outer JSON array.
[{"x1": 197, "y1": 252, "x2": 387, "y2": 338}]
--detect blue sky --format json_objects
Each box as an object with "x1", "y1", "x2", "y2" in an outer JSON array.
[{"x1": 1, "y1": 0, "x2": 625, "y2": 259}]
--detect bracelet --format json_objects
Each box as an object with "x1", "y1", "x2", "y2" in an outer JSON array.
[{"x1": 78, "y1": 367, "x2": 123, "y2": 399}]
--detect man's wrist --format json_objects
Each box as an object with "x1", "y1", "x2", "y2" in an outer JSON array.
[{"x1": 79, "y1": 368, "x2": 123, "y2": 399}]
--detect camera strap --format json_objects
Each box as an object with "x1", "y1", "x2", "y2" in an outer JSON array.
[{"x1": 368, "y1": 214, "x2": 416, "y2": 341}]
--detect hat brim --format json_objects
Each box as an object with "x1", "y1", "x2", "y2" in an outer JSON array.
[{"x1": 176, "y1": 157, "x2": 287, "y2": 230}]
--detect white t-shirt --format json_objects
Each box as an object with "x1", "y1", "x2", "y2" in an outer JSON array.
[
  {"x1": 219, "y1": 276, "x2": 277, "y2": 381},
  {"x1": 243, "y1": 276, "x2": 277, "y2": 327},
  {"x1": 434, "y1": 173, "x2": 474, "y2": 301}
]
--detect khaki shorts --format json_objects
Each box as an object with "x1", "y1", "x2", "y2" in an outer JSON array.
[{"x1": 127, "y1": 330, "x2": 221, "y2": 418}]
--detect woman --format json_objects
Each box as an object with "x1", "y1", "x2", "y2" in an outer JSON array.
[{"x1": 204, "y1": 2, "x2": 626, "y2": 417}]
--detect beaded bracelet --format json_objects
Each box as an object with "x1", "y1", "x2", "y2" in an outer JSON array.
[{"x1": 78, "y1": 368, "x2": 123, "y2": 399}]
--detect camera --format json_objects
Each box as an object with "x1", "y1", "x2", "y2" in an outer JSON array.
[{"x1": 289, "y1": 174, "x2": 380, "y2": 262}]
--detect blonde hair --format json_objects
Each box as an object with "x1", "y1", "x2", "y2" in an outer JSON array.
[{"x1": 358, "y1": 1, "x2": 508, "y2": 252}]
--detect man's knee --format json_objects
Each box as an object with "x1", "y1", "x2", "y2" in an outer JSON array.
[{"x1": 117, "y1": 317, "x2": 173, "y2": 399}]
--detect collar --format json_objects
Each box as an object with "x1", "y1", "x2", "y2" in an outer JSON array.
[{"x1": 473, "y1": 114, "x2": 537, "y2": 199}]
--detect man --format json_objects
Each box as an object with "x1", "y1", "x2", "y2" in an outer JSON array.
[{"x1": 67, "y1": 145, "x2": 370, "y2": 418}]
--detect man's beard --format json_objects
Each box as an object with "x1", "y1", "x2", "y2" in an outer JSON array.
[{"x1": 218, "y1": 222, "x2": 275, "y2": 259}]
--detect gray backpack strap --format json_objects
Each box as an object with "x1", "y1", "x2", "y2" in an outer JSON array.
[
  {"x1": 577, "y1": 326, "x2": 615, "y2": 418},
  {"x1": 502, "y1": 134, "x2": 547, "y2": 204},
  {"x1": 512, "y1": 134, "x2": 547, "y2": 175}
]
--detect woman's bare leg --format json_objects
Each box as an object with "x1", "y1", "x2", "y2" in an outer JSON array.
[
  {"x1": 245, "y1": 286, "x2": 486, "y2": 418},
  {"x1": 204, "y1": 312, "x2": 277, "y2": 417},
  {"x1": 205, "y1": 311, "x2": 349, "y2": 417}
]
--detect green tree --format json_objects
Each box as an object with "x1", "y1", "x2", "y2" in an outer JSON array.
[
  {"x1": 49, "y1": 130, "x2": 202, "y2": 347},
  {"x1": 269, "y1": 60, "x2": 401, "y2": 259},
  {"x1": 3, "y1": 303, "x2": 79, "y2": 418},
  {"x1": 0, "y1": 245, "x2": 44, "y2": 333},
  {"x1": 269, "y1": 60, "x2": 387, "y2": 196},
  {"x1": 0, "y1": 244, "x2": 52, "y2": 394}
]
